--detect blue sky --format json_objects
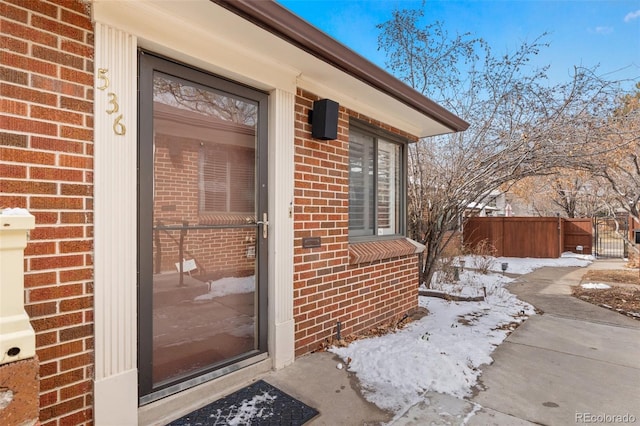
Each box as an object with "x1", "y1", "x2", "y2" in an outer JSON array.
[{"x1": 278, "y1": 0, "x2": 640, "y2": 91}]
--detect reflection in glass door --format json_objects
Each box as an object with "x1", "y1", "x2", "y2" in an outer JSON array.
[{"x1": 138, "y1": 53, "x2": 268, "y2": 404}]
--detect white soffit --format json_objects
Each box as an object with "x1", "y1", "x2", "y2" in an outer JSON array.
[{"x1": 93, "y1": 0, "x2": 453, "y2": 137}]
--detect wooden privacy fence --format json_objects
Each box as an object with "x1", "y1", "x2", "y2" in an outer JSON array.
[{"x1": 463, "y1": 217, "x2": 593, "y2": 258}]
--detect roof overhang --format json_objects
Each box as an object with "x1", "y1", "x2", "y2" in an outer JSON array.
[
  {"x1": 213, "y1": 0, "x2": 469, "y2": 135},
  {"x1": 93, "y1": 0, "x2": 469, "y2": 138}
]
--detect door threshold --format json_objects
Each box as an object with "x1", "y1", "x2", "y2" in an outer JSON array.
[{"x1": 138, "y1": 355, "x2": 272, "y2": 426}]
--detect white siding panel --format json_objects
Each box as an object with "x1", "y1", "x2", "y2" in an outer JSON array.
[{"x1": 93, "y1": 22, "x2": 138, "y2": 425}]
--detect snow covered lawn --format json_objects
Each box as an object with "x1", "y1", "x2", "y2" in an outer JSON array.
[{"x1": 330, "y1": 254, "x2": 593, "y2": 419}]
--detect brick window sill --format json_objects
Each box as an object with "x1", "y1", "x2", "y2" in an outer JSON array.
[{"x1": 348, "y1": 238, "x2": 425, "y2": 265}]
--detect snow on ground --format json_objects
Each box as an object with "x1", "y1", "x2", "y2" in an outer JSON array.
[
  {"x1": 459, "y1": 252, "x2": 593, "y2": 275},
  {"x1": 330, "y1": 253, "x2": 593, "y2": 419},
  {"x1": 1, "y1": 207, "x2": 30, "y2": 215},
  {"x1": 194, "y1": 275, "x2": 255, "y2": 300},
  {"x1": 426, "y1": 269, "x2": 513, "y2": 298},
  {"x1": 581, "y1": 283, "x2": 611, "y2": 289}
]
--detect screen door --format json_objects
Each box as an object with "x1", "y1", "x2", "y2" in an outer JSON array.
[{"x1": 138, "y1": 52, "x2": 268, "y2": 404}]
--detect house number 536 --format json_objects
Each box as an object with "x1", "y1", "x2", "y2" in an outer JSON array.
[{"x1": 97, "y1": 68, "x2": 126, "y2": 136}]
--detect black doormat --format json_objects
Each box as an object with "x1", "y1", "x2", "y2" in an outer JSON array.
[{"x1": 168, "y1": 380, "x2": 319, "y2": 426}]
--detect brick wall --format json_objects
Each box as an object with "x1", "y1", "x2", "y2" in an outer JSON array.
[
  {"x1": 0, "y1": 1, "x2": 94, "y2": 424},
  {"x1": 293, "y1": 89, "x2": 420, "y2": 356},
  {"x1": 0, "y1": 358, "x2": 40, "y2": 426}
]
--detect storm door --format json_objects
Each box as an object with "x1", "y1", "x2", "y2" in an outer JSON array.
[{"x1": 138, "y1": 52, "x2": 268, "y2": 404}]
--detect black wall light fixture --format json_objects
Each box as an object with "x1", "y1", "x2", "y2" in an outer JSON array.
[{"x1": 308, "y1": 99, "x2": 339, "y2": 140}]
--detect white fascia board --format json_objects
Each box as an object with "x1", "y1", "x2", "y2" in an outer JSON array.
[
  {"x1": 92, "y1": 0, "x2": 299, "y2": 93},
  {"x1": 93, "y1": 0, "x2": 451, "y2": 138}
]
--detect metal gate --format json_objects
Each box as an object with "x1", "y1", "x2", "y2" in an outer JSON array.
[{"x1": 593, "y1": 215, "x2": 629, "y2": 258}]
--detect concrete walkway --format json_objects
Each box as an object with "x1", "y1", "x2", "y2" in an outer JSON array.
[
  {"x1": 265, "y1": 260, "x2": 640, "y2": 425},
  {"x1": 393, "y1": 260, "x2": 640, "y2": 426},
  {"x1": 265, "y1": 351, "x2": 394, "y2": 426}
]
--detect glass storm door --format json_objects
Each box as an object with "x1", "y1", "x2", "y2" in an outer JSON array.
[{"x1": 138, "y1": 52, "x2": 268, "y2": 404}]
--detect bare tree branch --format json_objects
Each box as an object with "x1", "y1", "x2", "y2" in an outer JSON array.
[{"x1": 378, "y1": 9, "x2": 636, "y2": 286}]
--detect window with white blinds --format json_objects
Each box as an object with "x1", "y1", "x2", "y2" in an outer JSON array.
[
  {"x1": 377, "y1": 140, "x2": 400, "y2": 234},
  {"x1": 349, "y1": 125, "x2": 403, "y2": 238}
]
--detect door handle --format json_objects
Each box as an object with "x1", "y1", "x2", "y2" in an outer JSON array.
[{"x1": 254, "y1": 213, "x2": 269, "y2": 239}]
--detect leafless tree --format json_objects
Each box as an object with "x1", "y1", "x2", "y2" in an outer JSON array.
[
  {"x1": 378, "y1": 9, "x2": 631, "y2": 286},
  {"x1": 590, "y1": 86, "x2": 640, "y2": 217},
  {"x1": 510, "y1": 171, "x2": 611, "y2": 218},
  {"x1": 574, "y1": 84, "x2": 640, "y2": 251}
]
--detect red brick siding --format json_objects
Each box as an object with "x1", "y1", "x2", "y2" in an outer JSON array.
[
  {"x1": 293, "y1": 89, "x2": 419, "y2": 356},
  {"x1": 0, "y1": 1, "x2": 94, "y2": 425}
]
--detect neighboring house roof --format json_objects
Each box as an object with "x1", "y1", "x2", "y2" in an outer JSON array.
[{"x1": 212, "y1": 0, "x2": 469, "y2": 135}]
